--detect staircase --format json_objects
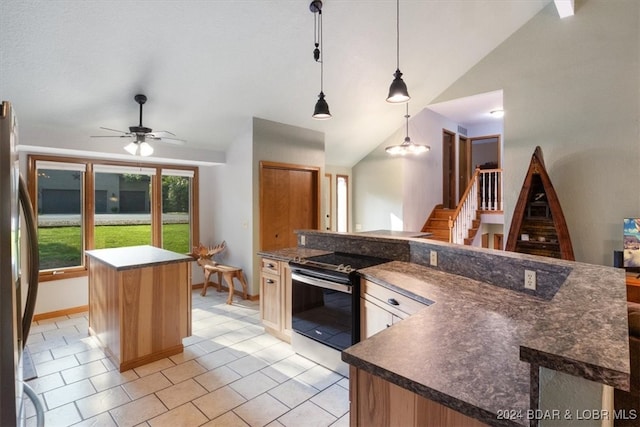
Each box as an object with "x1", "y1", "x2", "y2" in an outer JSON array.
[
  {"x1": 421, "y1": 205, "x2": 451, "y2": 242},
  {"x1": 421, "y1": 206, "x2": 481, "y2": 245},
  {"x1": 421, "y1": 168, "x2": 503, "y2": 246}
]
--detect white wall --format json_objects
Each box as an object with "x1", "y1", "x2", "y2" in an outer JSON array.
[
  {"x1": 205, "y1": 118, "x2": 254, "y2": 292},
  {"x1": 433, "y1": 0, "x2": 640, "y2": 265},
  {"x1": 352, "y1": 107, "x2": 460, "y2": 233},
  {"x1": 251, "y1": 118, "x2": 325, "y2": 294}
]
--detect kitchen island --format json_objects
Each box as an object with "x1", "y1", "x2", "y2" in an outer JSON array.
[
  {"x1": 260, "y1": 230, "x2": 630, "y2": 427},
  {"x1": 86, "y1": 245, "x2": 192, "y2": 372}
]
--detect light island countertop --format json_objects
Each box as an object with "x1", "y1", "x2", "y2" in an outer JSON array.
[{"x1": 85, "y1": 245, "x2": 193, "y2": 271}]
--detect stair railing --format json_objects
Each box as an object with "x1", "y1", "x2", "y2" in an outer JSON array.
[
  {"x1": 449, "y1": 168, "x2": 503, "y2": 244},
  {"x1": 449, "y1": 169, "x2": 480, "y2": 244},
  {"x1": 478, "y1": 168, "x2": 503, "y2": 211}
]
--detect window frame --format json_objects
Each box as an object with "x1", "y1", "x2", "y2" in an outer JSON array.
[
  {"x1": 336, "y1": 174, "x2": 349, "y2": 233},
  {"x1": 28, "y1": 155, "x2": 199, "y2": 282}
]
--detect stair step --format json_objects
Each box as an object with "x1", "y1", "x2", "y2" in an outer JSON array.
[
  {"x1": 427, "y1": 218, "x2": 449, "y2": 228},
  {"x1": 433, "y1": 209, "x2": 454, "y2": 219}
]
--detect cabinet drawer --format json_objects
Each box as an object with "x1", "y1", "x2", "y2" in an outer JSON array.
[
  {"x1": 362, "y1": 279, "x2": 425, "y2": 317},
  {"x1": 261, "y1": 258, "x2": 280, "y2": 275}
]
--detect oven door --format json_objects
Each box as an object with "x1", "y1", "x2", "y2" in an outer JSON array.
[{"x1": 291, "y1": 270, "x2": 359, "y2": 351}]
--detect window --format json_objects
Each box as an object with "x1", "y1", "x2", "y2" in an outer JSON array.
[
  {"x1": 94, "y1": 165, "x2": 155, "y2": 249},
  {"x1": 29, "y1": 156, "x2": 199, "y2": 281},
  {"x1": 161, "y1": 169, "x2": 194, "y2": 254},
  {"x1": 336, "y1": 174, "x2": 348, "y2": 233},
  {"x1": 35, "y1": 161, "x2": 86, "y2": 271}
]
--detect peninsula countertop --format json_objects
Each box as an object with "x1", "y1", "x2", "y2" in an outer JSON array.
[
  {"x1": 85, "y1": 245, "x2": 193, "y2": 271},
  {"x1": 343, "y1": 260, "x2": 629, "y2": 427}
]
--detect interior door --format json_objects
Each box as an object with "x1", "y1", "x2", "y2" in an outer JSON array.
[
  {"x1": 458, "y1": 136, "x2": 470, "y2": 201},
  {"x1": 260, "y1": 162, "x2": 320, "y2": 251},
  {"x1": 442, "y1": 130, "x2": 456, "y2": 209}
]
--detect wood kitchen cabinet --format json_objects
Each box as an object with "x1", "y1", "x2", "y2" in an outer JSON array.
[
  {"x1": 349, "y1": 366, "x2": 488, "y2": 427},
  {"x1": 259, "y1": 257, "x2": 292, "y2": 342},
  {"x1": 360, "y1": 279, "x2": 426, "y2": 339}
]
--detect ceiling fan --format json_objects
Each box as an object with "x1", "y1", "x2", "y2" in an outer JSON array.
[{"x1": 91, "y1": 94, "x2": 185, "y2": 156}]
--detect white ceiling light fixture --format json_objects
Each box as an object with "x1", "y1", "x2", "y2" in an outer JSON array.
[
  {"x1": 490, "y1": 109, "x2": 505, "y2": 118},
  {"x1": 385, "y1": 104, "x2": 430, "y2": 155},
  {"x1": 386, "y1": 0, "x2": 410, "y2": 103},
  {"x1": 124, "y1": 138, "x2": 154, "y2": 157},
  {"x1": 554, "y1": 0, "x2": 575, "y2": 18}
]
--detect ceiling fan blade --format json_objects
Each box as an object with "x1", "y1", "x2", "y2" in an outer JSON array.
[
  {"x1": 149, "y1": 130, "x2": 176, "y2": 137},
  {"x1": 159, "y1": 137, "x2": 186, "y2": 145},
  {"x1": 99, "y1": 127, "x2": 129, "y2": 134},
  {"x1": 90, "y1": 134, "x2": 132, "y2": 138}
]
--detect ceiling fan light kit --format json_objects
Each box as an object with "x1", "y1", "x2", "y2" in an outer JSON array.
[{"x1": 91, "y1": 93, "x2": 185, "y2": 156}]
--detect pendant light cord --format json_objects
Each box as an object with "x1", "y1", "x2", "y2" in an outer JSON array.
[
  {"x1": 405, "y1": 103, "x2": 409, "y2": 140},
  {"x1": 319, "y1": 9, "x2": 324, "y2": 92},
  {"x1": 396, "y1": 0, "x2": 400, "y2": 70}
]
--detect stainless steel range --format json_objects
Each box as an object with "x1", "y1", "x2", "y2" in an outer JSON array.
[{"x1": 289, "y1": 252, "x2": 390, "y2": 375}]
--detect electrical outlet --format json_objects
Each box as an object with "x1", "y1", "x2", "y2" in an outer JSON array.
[
  {"x1": 355, "y1": 223, "x2": 362, "y2": 231},
  {"x1": 430, "y1": 250, "x2": 438, "y2": 267},
  {"x1": 524, "y1": 270, "x2": 536, "y2": 290},
  {"x1": 300, "y1": 235, "x2": 306, "y2": 246}
]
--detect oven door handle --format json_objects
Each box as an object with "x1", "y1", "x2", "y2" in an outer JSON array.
[{"x1": 291, "y1": 272, "x2": 352, "y2": 294}]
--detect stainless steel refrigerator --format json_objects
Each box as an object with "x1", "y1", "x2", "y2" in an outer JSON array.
[{"x1": 1, "y1": 101, "x2": 44, "y2": 425}]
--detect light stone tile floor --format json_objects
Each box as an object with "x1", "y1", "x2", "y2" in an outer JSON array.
[{"x1": 23, "y1": 290, "x2": 350, "y2": 427}]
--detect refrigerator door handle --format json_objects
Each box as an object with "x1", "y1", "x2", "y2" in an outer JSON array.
[{"x1": 18, "y1": 175, "x2": 39, "y2": 347}]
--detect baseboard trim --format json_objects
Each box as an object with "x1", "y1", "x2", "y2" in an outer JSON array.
[{"x1": 33, "y1": 305, "x2": 89, "y2": 322}]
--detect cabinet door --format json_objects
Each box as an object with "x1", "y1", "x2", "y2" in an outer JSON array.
[
  {"x1": 361, "y1": 298, "x2": 393, "y2": 339},
  {"x1": 260, "y1": 273, "x2": 281, "y2": 331}
]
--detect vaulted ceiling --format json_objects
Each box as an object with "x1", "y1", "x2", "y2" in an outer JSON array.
[{"x1": 0, "y1": 0, "x2": 554, "y2": 166}]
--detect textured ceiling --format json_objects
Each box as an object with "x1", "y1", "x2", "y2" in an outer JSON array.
[{"x1": 0, "y1": 0, "x2": 551, "y2": 166}]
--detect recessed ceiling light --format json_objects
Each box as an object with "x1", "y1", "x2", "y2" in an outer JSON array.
[{"x1": 490, "y1": 109, "x2": 504, "y2": 118}]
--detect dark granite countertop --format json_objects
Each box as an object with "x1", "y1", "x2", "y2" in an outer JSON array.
[
  {"x1": 343, "y1": 260, "x2": 629, "y2": 427},
  {"x1": 257, "y1": 247, "x2": 332, "y2": 262},
  {"x1": 85, "y1": 245, "x2": 193, "y2": 271}
]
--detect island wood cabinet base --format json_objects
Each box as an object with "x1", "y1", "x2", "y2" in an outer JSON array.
[
  {"x1": 87, "y1": 250, "x2": 191, "y2": 373},
  {"x1": 349, "y1": 366, "x2": 488, "y2": 427}
]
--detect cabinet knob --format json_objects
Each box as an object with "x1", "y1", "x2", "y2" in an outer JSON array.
[
  {"x1": 267, "y1": 263, "x2": 275, "y2": 268},
  {"x1": 266, "y1": 279, "x2": 275, "y2": 284},
  {"x1": 387, "y1": 298, "x2": 399, "y2": 306}
]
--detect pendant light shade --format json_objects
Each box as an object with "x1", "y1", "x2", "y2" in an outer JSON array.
[
  {"x1": 386, "y1": 0, "x2": 410, "y2": 104},
  {"x1": 385, "y1": 104, "x2": 430, "y2": 155},
  {"x1": 387, "y1": 69, "x2": 410, "y2": 103},
  {"x1": 310, "y1": 1, "x2": 331, "y2": 119},
  {"x1": 313, "y1": 92, "x2": 331, "y2": 120}
]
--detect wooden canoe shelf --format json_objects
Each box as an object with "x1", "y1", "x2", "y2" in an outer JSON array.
[{"x1": 506, "y1": 146, "x2": 574, "y2": 260}]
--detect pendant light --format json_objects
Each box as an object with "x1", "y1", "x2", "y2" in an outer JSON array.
[
  {"x1": 385, "y1": 104, "x2": 430, "y2": 155},
  {"x1": 311, "y1": 0, "x2": 331, "y2": 119},
  {"x1": 386, "y1": 0, "x2": 410, "y2": 103}
]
